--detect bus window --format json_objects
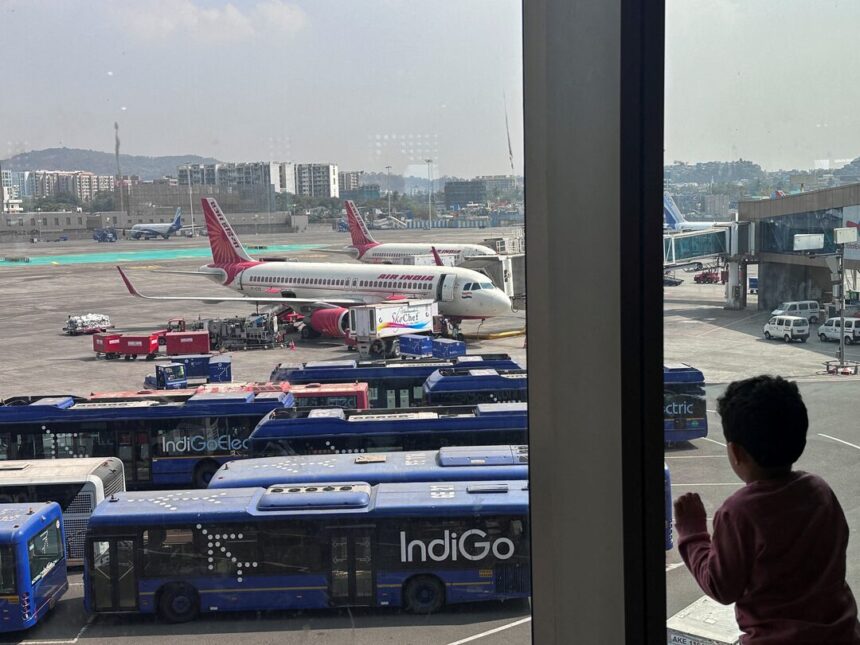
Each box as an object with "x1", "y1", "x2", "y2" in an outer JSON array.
[
  {"x1": 28, "y1": 522, "x2": 63, "y2": 585},
  {"x1": 259, "y1": 525, "x2": 322, "y2": 575},
  {"x1": 0, "y1": 546, "x2": 14, "y2": 594}
]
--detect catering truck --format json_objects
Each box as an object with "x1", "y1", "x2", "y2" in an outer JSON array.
[{"x1": 347, "y1": 299, "x2": 439, "y2": 359}]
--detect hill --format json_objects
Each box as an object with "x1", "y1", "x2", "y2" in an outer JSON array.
[{"x1": 1, "y1": 147, "x2": 220, "y2": 181}]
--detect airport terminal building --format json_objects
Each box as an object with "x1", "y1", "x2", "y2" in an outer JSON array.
[{"x1": 740, "y1": 184, "x2": 860, "y2": 310}]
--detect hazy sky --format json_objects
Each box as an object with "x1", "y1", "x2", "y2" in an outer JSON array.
[
  {"x1": 0, "y1": 0, "x2": 523, "y2": 178},
  {"x1": 5, "y1": 1, "x2": 860, "y2": 176},
  {"x1": 666, "y1": 0, "x2": 860, "y2": 170}
]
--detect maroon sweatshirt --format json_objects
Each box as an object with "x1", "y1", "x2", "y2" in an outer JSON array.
[{"x1": 678, "y1": 472, "x2": 860, "y2": 644}]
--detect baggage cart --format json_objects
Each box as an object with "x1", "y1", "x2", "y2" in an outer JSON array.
[
  {"x1": 92, "y1": 333, "x2": 122, "y2": 360},
  {"x1": 432, "y1": 338, "x2": 466, "y2": 358},
  {"x1": 118, "y1": 334, "x2": 160, "y2": 360},
  {"x1": 166, "y1": 331, "x2": 211, "y2": 355}
]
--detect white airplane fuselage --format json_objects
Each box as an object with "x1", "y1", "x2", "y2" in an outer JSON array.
[
  {"x1": 355, "y1": 242, "x2": 497, "y2": 264},
  {"x1": 203, "y1": 260, "x2": 511, "y2": 319}
]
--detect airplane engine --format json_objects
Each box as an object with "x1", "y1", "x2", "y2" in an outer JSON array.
[{"x1": 308, "y1": 307, "x2": 350, "y2": 338}]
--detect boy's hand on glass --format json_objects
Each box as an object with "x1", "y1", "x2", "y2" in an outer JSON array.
[{"x1": 674, "y1": 492, "x2": 707, "y2": 535}]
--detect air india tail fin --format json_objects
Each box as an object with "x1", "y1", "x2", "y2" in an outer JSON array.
[
  {"x1": 201, "y1": 198, "x2": 254, "y2": 265},
  {"x1": 344, "y1": 200, "x2": 378, "y2": 250},
  {"x1": 430, "y1": 246, "x2": 444, "y2": 267}
]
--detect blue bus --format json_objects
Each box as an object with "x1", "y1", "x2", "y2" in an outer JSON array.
[
  {"x1": 84, "y1": 481, "x2": 530, "y2": 622},
  {"x1": 269, "y1": 354, "x2": 523, "y2": 408},
  {"x1": 0, "y1": 503, "x2": 67, "y2": 631},
  {"x1": 208, "y1": 445, "x2": 529, "y2": 489},
  {"x1": 0, "y1": 392, "x2": 295, "y2": 489},
  {"x1": 248, "y1": 402, "x2": 529, "y2": 457},
  {"x1": 422, "y1": 368, "x2": 527, "y2": 405},
  {"x1": 663, "y1": 363, "x2": 708, "y2": 442},
  {"x1": 664, "y1": 463, "x2": 673, "y2": 550}
]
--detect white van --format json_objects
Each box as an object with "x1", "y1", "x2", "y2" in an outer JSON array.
[
  {"x1": 770, "y1": 300, "x2": 821, "y2": 323},
  {"x1": 817, "y1": 317, "x2": 860, "y2": 344},
  {"x1": 763, "y1": 316, "x2": 809, "y2": 343}
]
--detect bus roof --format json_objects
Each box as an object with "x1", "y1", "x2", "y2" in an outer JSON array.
[
  {"x1": 0, "y1": 458, "x2": 123, "y2": 484},
  {"x1": 270, "y1": 355, "x2": 522, "y2": 382},
  {"x1": 88, "y1": 480, "x2": 529, "y2": 527},
  {"x1": 0, "y1": 502, "x2": 62, "y2": 543},
  {"x1": 423, "y1": 368, "x2": 528, "y2": 392},
  {"x1": 663, "y1": 363, "x2": 705, "y2": 383},
  {"x1": 208, "y1": 445, "x2": 529, "y2": 489},
  {"x1": 0, "y1": 391, "x2": 295, "y2": 423},
  {"x1": 251, "y1": 402, "x2": 528, "y2": 439}
]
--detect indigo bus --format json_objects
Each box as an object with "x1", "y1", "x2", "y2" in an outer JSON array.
[
  {"x1": 0, "y1": 458, "x2": 125, "y2": 565},
  {"x1": 663, "y1": 363, "x2": 708, "y2": 443},
  {"x1": 0, "y1": 392, "x2": 295, "y2": 489},
  {"x1": 84, "y1": 481, "x2": 530, "y2": 622},
  {"x1": 0, "y1": 502, "x2": 67, "y2": 631},
  {"x1": 90, "y1": 382, "x2": 371, "y2": 411},
  {"x1": 664, "y1": 463, "x2": 673, "y2": 550},
  {"x1": 248, "y1": 403, "x2": 529, "y2": 457},
  {"x1": 269, "y1": 354, "x2": 523, "y2": 408},
  {"x1": 208, "y1": 445, "x2": 529, "y2": 489},
  {"x1": 422, "y1": 368, "x2": 527, "y2": 405}
]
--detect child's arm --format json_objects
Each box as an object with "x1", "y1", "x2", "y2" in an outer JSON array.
[{"x1": 675, "y1": 493, "x2": 752, "y2": 604}]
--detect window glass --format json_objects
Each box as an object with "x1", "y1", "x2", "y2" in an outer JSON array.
[
  {"x1": 28, "y1": 522, "x2": 63, "y2": 584},
  {"x1": 0, "y1": 546, "x2": 15, "y2": 594}
]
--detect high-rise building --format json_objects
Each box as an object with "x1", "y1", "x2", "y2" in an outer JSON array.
[
  {"x1": 444, "y1": 180, "x2": 487, "y2": 209},
  {"x1": 295, "y1": 164, "x2": 339, "y2": 198},
  {"x1": 24, "y1": 171, "x2": 114, "y2": 202},
  {"x1": 477, "y1": 175, "x2": 517, "y2": 195},
  {"x1": 703, "y1": 194, "x2": 730, "y2": 218},
  {"x1": 339, "y1": 171, "x2": 362, "y2": 192},
  {"x1": 178, "y1": 162, "x2": 294, "y2": 194}
]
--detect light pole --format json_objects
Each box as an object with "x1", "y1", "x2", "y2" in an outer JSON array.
[
  {"x1": 386, "y1": 165, "x2": 392, "y2": 219},
  {"x1": 425, "y1": 159, "x2": 433, "y2": 225},
  {"x1": 187, "y1": 167, "x2": 194, "y2": 236}
]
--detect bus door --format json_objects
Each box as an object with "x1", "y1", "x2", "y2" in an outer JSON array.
[
  {"x1": 328, "y1": 528, "x2": 374, "y2": 606},
  {"x1": 117, "y1": 430, "x2": 151, "y2": 484},
  {"x1": 90, "y1": 537, "x2": 138, "y2": 612}
]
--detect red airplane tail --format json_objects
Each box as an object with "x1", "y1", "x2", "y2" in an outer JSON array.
[
  {"x1": 201, "y1": 198, "x2": 254, "y2": 266},
  {"x1": 344, "y1": 200, "x2": 378, "y2": 252}
]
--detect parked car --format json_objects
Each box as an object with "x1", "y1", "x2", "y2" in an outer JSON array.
[
  {"x1": 770, "y1": 300, "x2": 821, "y2": 323},
  {"x1": 817, "y1": 317, "x2": 860, "y2": 344},
  {"x1": 763, "y1": 316, "x2": 809, "y2": 343}
]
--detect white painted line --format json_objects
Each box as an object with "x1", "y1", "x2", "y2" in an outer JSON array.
[
  {"x1": 702, "y1": 437, "x2": 727, "y2": 448},
  {"x1": 19, "y1": 615, "x2": 95, "y2": 645},
  {"x1": 666, "y1": 563, "x2": 686, "y2": 573},
  {"x1": 665, "y1": 455, "x2": 724, "y2": 459},
  {"x1": 670, "y1": 483, "x2": 738, "y2": 486},
  {"x1": 818, "y1": 433, "x2": 860, "y2": 451},
  {"x1": 446, "y1": 617, "x2": 532, "y2": 645}
]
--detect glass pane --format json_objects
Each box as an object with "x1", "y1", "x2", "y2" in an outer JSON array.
[
  {"x1": 115, "y1": 540, "x2": 137, "y2": 610},
  {"x1": 91, "y1": 540, "x2": 112, "y2": 611},
  {"x1": 354, "y1": 535, "x2": 373, "y2": 602},
  {"x1": 330, "y1": 536, "x2": 349, "y2": 601}
]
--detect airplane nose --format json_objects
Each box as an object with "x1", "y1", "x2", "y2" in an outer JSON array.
[{"x1": 488, "y1": 289, "x2": 513, "y2": 315}]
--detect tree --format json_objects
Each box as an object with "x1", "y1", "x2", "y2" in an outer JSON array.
[{"x1": 90, "y1": 191, "x2": 115, "y2": 213}]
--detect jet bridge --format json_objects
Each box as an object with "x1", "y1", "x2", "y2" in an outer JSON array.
[{"x1": 664, "y1": 222, "x2": 755, "y2": 310}]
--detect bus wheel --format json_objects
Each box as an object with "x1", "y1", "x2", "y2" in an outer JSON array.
[
  {"x1": 404, "y1": 575, "x2": 445, "y2": 614},
  {"x1": 193, "y1": 460, "x2": 221, "y2": 488},
  {"x1": 158, "y1": 583, "x2": 199, "y2": 623}
]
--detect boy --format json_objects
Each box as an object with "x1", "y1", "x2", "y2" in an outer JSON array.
[{"x1": 674, "y1": 375, "x2": 860, "y2": 644}]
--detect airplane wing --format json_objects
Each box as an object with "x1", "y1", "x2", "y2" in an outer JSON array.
[
  {"x1": 116, "y1": 266, "x2": 366, "y2": 309},
  {"x1": 305, "y1": 247, "x2": 357, "y2": 256}
]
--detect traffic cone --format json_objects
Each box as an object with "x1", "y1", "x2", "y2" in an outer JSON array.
[{"x1": 289, "y1": 340, "x2": 296, "y2": 351}]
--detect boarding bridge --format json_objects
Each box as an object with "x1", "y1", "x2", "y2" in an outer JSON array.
[{"x1": 664, "y1": 222, "x2": 754, "y2": 310}]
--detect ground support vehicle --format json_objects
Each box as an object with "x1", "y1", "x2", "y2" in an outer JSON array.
[
  {"x1": 63, "y1": 314, "x2": 112, "y2": 336},
  {"x1": 0, "y1": 503, "x2": 67, "y2": 631},
  {"x1": 0, "y1": 458, "x2": 125, "y2": 564},
  {"x1": 92, "y1": 228, "x2": 117, "y2": 243},
  {"x1": 84, "y1": 481, "x2": 530, "y2": 622},
  {"x1": 817, "y1": 317, "x2": 860, "y2": 344},
  {"x1": 118, "y1": 333, "x2": 160, "y2": 360},
  {"x1": 762, "y1": 315, "x2": 809, "y2": 343},
  {"x1": 92, "y1": 333, "x2": 122, "y2": 359},
  {"x1": 207, "y1": 314, "x2": 286, "y2": 351},
  {"x1": 693, "y1": 270, "x2": 720, "y2": 284},
  {"x1": 347, "y1": 300, "x2": 438, "y2": 359}
]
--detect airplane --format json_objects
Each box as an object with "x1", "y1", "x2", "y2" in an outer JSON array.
[
  {"x1": 320, "y1": 201, "x2": 498, "y2": 265},
  {"x1": 129, "y1": 208, "x2": 186, "y2": 240},
  {"x1": 663, "y1": 193, "x2": 734, "y2": 232},
  {"x1": 116, "y1": 198, "x2": 513, "y2": 339}
]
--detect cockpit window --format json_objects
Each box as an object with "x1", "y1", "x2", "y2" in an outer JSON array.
[{"x1": 480, "y1": 282, "x2": 494, "y2": 289}]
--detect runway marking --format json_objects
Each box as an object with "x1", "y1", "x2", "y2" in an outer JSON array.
[
  {"x1": 695, "y1": 310, "x2": 765, "y2": 337},
  {"x1": 702, "y1": 437, "x2": 727, "y2": 448},
  {"x1": 665, "y1": 455, "x2": 724, "y2": 459},
  {"x1": 14, "y1": 615, "x2": 94, "y2": 645},
  {"x1": 818, "y1": 433, "x2": 860, "y2": 451},
  {"x1": 446, "y1": 617, "x2": 532, "y2": 645},
  {"x1": 666, "y1": 563, "x2": 686, "y2": 573},
  {"x1": 670, "y1": 482, "x2": 738, "y2": 486}
]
